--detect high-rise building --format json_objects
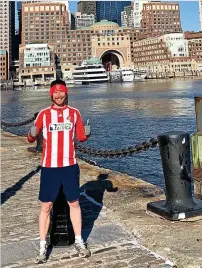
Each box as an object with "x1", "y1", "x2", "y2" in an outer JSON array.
[
  {"x1": 140, "y1": 2, "x2": 182, "y2": 39},
  {"x1": 0, "y1": 1, "x2": 15, "y2": 80},
  {"x1": 96, "y1": 1, "x2": 131, "y2": 26},
  {"x1": 72, "y1": 12, "x2": 95, "y2": 29},
  {"x1": 133, "y1": 0, "x2": 148, "y2": 28},
  {"x1": 77, "y1": 1, "x2": 96, "y2": 18},
  {"x1": 21, "y1": 1, "x2": 70, "y2": 45},
  {"x1": 21, "y1": 1, "x2": 70, "y2": 79},
  {"x1": 199, "y1": 1, "x2": 202, "y2": 31},
  {"x1": 121, "y1": 5, "x2": 134, "y2": 27},
  {"x1": 14, "y1": 2, "x2": 22, "y2": 60}
]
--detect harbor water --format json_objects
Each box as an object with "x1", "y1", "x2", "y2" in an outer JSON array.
[{"x1": 1, "y1": 78, "x2": 202, "y2": 188}]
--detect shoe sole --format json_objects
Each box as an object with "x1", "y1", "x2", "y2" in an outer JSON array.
[
  {"x1": 79, "y1": 252, "x2": 91, "y2": 258},
  {"x1": 35, "y1": 258, "x2": 47, "y2": 264}
]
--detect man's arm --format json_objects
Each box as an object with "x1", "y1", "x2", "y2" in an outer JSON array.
[
  {"x1": 27, "y1": 112, "x2": 43, "y2": 143},
  {"x1": 75, "y1": 111, "x2": 91, "y2": 142}
]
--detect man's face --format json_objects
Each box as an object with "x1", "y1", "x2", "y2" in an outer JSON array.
[{"x1": 52, "y1": 90, "x2": 66, "y2": 106}]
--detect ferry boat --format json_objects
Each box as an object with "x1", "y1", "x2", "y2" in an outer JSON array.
[
  {"x1": 133, "y1": 69, "x2": 147, "y2": 80},
  {"x1": 121, "y1": 68, "x2": 134, "y2": 82},
  {"x1": 72, "y1": 58, "x2": 109, "y2": 85}
]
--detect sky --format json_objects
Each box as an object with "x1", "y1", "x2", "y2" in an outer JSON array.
[{"x1": 69, "y1": 1, "x2": 200, "y2": 32}]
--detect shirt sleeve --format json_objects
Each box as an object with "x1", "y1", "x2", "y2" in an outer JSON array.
[
  {"x1": 75, "y1": 110, "x2": 88, "y2": 142},
  {"x1": 27, "y1": 111, "x2": 44, "y2": 143}
]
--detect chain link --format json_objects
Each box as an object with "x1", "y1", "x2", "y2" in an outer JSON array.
[
  {"x1": 75, "y1": 137, "x2": 158, "y2": 158},
  {"x1": 1, "y1": 116, "x2": 35, "y2": 128}
]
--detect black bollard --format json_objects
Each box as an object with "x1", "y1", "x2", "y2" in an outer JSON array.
[
  {"x1": 48, "y1": 185, "x2": 74, "y2": 247},
  {"x1": 27, "y1": 113, "x2": 43, "y2": 153},
  {"x1": 147, "y1": 131, "x2": 202, "y2": 220}
]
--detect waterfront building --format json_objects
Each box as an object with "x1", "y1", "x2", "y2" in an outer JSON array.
[
  {"x1": 0, "y1": 1, "x2": 15, "y2": 80},
  {"x1": 19, "y1": 44, "x2": 56, "y2": 83},
  {"x1": 96, "y1": 1, "x2": 131, "y2": 26},
  {"x1": 121, "y1": 5, "x2": 134, "y2": 27},
  {"x1": 91, "y1": 20, "x2": 132, "y2": 69},
  {"x1": 199, "y1": 1, "x2": 202, "y2": 31},
  {"x1": 77, "y1": 1, "x2": 96, "y2": 18},
  {"x1": 73, "y1": 12, "x2": 95, "y2": 29},
  {"x1": 140, "y1": 2, "x2": 182, "y2": 39},
  {"x1": 0, "y1": 50, "x2": 8, "y2": 81},
  {"x1": 133, "y1": 33, "x2": 196, "y2": 73},
  {"x1": 185, "y1": 31, "x2": 202, "y2": 71},
  {"x1": 21, "y1": 1, "x2": 70, "y2": 45}
]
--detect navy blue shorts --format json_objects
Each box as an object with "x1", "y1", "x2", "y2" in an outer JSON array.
[{"x1": 39, "y1": 164, "x2": 80, "y2": 202}]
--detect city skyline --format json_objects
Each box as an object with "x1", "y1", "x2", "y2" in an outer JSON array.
[
  {"x1": 69, "y1": 1, "x2": 200, "y2": 32},
  {"x1": 15, "y1": 1, "x2": 201, "y2": 32}
]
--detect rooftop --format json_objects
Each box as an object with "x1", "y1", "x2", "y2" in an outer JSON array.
[{"x1": 91, "y1": 20, "x2": 119, "y2": 27}]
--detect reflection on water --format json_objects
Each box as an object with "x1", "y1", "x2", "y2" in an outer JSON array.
[{"x1": 1, "y1": 78, "x2": 202, "y2": 188}]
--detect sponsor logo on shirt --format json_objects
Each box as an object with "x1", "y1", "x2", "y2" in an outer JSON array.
[{"x1": 49, "y1": 121, "x2": 73, "y2": 132}]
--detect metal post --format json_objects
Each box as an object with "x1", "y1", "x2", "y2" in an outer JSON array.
[
  {"x1": 147, "y1": 131, "x2": 202, "y2": 220},
  {"x1": 48, "y1": 185, "x2": 74, "y2": 247},
  {"x1": 192, "y1": 97, "x2": 202, "y2": 198},
  {"x1": 194, "y1": 97, "x2": 202, "y2": 132}
]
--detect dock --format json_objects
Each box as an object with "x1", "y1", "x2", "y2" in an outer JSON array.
[{"x1": 1, "y1": 130, "x2": 202, "y2": 268}]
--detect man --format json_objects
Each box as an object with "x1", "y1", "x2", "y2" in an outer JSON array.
[{"x1": 27, "y1": 79, "x2": 91, "y2": 264}]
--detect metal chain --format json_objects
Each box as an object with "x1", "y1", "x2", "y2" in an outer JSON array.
[
  {"x1": 1, "y1": 116, "x2": 35, "y2": 128},
  {"x1": 75, "y1": 137, "x2": 158, "y2": 158}
]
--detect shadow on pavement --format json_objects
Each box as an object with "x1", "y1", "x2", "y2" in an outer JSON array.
[
  {"x1": 80, "y1": 173, "x2": 118, "y2": 242},
  {"x1": 1, "y1": 165, "x2": 41, "y2": 205}
]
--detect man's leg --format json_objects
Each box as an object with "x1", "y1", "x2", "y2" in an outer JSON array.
[
  {"x1": 35, "y1": 202, "x2": 53, "y2": 264},
  {"x1": 39, "y1": 201, "x2": 53, "y2": 240},
  {"x1": 68, "y1": 200, "x2": 82, "y2": 236},
  {"x1": 68, "y1": 200, "x2": 90, "y2": 258}
]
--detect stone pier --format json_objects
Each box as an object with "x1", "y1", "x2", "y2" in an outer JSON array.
[{"x1": 1, "y1": 130, "x2": 202, "y2": 268}]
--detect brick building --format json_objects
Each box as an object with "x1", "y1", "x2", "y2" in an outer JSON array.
[
  {"x1": 185, "y1": 31, "x2": 202, "y2": 71},
  {"x1": 0, "y1": 50, "x2": 8, "y2": 80},
  {"x1": 133, "y1": 33, "x2": 197, "y2": 73},
  {"x1": 77, "y1": 1, "x2": 96, "y2": 18},
  {"x1": 140, "y1": 2, "x2": 182, "y2": 39},
  {"x1": 21, "y1": 2, "x2": 70, "y2": 45}
]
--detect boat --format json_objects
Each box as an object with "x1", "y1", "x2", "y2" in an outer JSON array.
[
  {"x1": 133, "y1": 69, "x2": 147, "y2": 80},
  {"x1": 120, "y1": 68, "x2": 134, "y2": 82},
  {"x1": 72, "y1": 58, "x2": 109, "y2": 85},
  {"x1": 64, "y1": 78, "x2": 75, "y2": 84}
]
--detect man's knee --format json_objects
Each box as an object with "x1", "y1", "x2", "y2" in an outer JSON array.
[
  {"x1": 40, "y1": 202, "x2": 53, "y2": 214},
  {"x1": 68, "y1": 200, "x2": 80, "y2": 209}
]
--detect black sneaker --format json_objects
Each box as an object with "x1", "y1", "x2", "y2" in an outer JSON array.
[{"x1": 75, "y1": 240, "x2": 91, "y2": 258}]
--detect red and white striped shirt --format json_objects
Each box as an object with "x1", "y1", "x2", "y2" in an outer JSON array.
[{"x1": 27, "y1": 105, "x2": 88, "y2": 167}]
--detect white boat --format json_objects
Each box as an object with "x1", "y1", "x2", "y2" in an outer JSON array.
[
  {"x1": 133, "y1": 69, "x2": 147, "y2": 80},
  {"x1": 72, "y1": 58, "x2": 109, "y2": 85},
  {"x1": 121, "y1": 68, "x2": 134, "y2": 82},
  {"x1": 64, "y1": 78, "x2": 75, "y2": 84}
]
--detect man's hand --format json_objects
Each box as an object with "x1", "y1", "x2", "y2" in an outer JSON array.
[
  {"x1": 30, "y1": 126, "x2": 37, "y2": 137},
  {"x1": 84, "y1": 119, "x2": 91, "y2": 137}
]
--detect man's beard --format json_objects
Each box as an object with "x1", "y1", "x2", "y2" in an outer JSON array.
[{"x1": 51, "y1": 95, "x2": 68, "y2": 106}]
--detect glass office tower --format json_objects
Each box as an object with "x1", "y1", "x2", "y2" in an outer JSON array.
[{"x1": 96, "y1": 1, "x2": 131, "y2": 26}]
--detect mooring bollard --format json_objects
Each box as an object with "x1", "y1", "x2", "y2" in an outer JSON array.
[
  {"x1": 48, "y1": 185, "x2": 74, "y2": 247},
  {"x1": 27, "y1": 112, "x2": 43, "y2": 153},
  {"x1": 147, "y1": 131, "x2": 202, "y2": 220}
]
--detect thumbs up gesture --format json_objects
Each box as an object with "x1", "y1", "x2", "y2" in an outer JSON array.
[
  {"x1": 84, "y1": 119, "x2": 91, "y2": 137},
  {"x1": 30, "y1": 125, "x2": 37, "y2": 137}
]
